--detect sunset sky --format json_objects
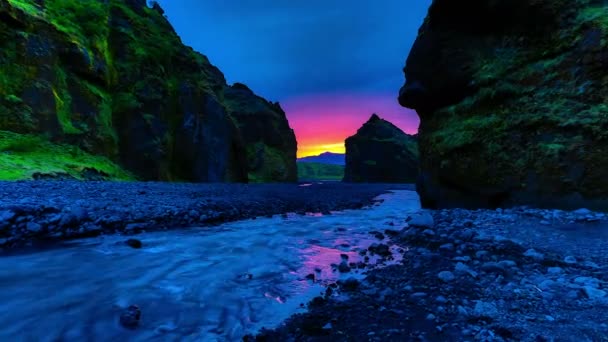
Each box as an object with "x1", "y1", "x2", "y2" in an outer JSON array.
[{"x1": 158, "y1": 1, "x2": 430, "y2": 157}]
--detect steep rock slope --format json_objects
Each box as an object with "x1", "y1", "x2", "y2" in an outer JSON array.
[
  {"x1": 224, "y1": 83, "x2": 297, "y2": 182},
  {"x1": 343, "y1": 114, "x2": 418, "y2": 183},
  {"x1": 0, "y1": 0, "x2": 296, "y2": 182},
  {"x1": 399, "y1": 0, "x2": 608, "y2": 209}
]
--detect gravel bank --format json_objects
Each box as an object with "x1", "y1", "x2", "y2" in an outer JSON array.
[
  {"x1": 250, "y1": 206, "x2": 608, "y2": 341},
  {"x1": 0, "y1": 181, "x2": 412, "y2": 249}
]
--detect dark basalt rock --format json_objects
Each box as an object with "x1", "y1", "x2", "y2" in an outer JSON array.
[
  {"x1": 119, "y1": 305, "x2": 141, "y2": 328},
  {"x1": 225, "y1": 85, "x2": 297, "y2": 182},
  {"x1": 125, "y1": 238, "x2": 142, "y2": 249},
  {"x1": 0, "y1": 0, "x2": 296, "y2": 183},
  {"x1": 399, "y1": 0, "x2": 608, "y2": 210},
  {"x1": 343, "y1": 114, "x2": 418, "y2": 183}
]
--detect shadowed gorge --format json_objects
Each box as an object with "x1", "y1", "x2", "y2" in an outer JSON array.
[
  {"x1": 400, "y1": 0, "x2": 608, "y2": 210},
  {"x1": 0, "y1": 0, "x2": 296, "y2": 182}
]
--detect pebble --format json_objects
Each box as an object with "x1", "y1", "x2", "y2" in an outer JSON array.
[
  {"x1": 339, "y1": 278, "x2": 360, "y2": 291},
  {"x1": 574, "y1": 208, "x2": 592, "y2": 215},
  {"x1": 498, "y1": 260, "x2": 517, "y2": 268},
  {"x1": 125, "y1": 239, "x2": 143, "y2": 249},
  {"x1": 125, "y1": 223, "x2": 147, "y2": 231},
  {"x1": 411, "y1": 292, "x2": 428, "y2": 298},
  {"x1": 439, "y1": 243, "x2": 454, "y2": 251},
  {"x1": 582, "y1": 286, "x2": 607, "y2": 300},
  {"x1": 583, "y1": 261, "x2": 600, "y2": 269},
  {"x1": 338, "y1": 262, "x2": 351, "y2": 273},
  {"x1": 523, "y1": 249, "x2": 544, "y2": 261},
  {"x1": 435, "y1": 296, "x2": 447, "y2": 304},
  {"x1": 547, "y1": 267, "x2": 563, "y2": 274},
  {"x1": 26, "y1": 222, "x2": 42, "y2": 233},
  {"x1": 438, "y1": 271, "x2": 455, "y2": 282},
  {"x1": 422, "y1": 229, "x2": 435, "y2": 236},
  {"x1": 538, "y1": 279, "x2": 557, "y2": 291},
  {"x1": 0, "y1": 210, "x2": 16, "y2": 223},
  {"x1": 473, "y1": 301, "x2": 499, "y2": 319},
  {"x1": 455, "y1": 262, "x2": 478, "y2": 278},
  {"x1": 426, "y1": 313, "x2": 436, "y2": 320},
  {"x1": 574, "y1": 276, "x2": 601, "y2": 288},
  {"x1": 564, "y1": 256, "x2": 577, "y2": 264},
  {"x1": 408, "y1": 212, "x2": 434, "y2": 228},
  {"x1": 120, "y1": 305, "x2": 141, "y2": 328},
  {"x1": 481, "y1": 262, "x2": 506, "y2": 274},
  {"x1": 475, "y1": 251, "x2": 489, "y2": 259}
]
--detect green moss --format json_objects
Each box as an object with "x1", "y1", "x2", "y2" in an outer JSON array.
[
  {"x1": 4, "y1": 95, "x2": 22, "y2": 104},
  {"x1": 539, "y1": 143, "x2": 566, "y2": 158},
  {"x1": 112, "y1": 92, "x2": 141, "y2": 113},
  {"x1": 0, "y1": 130, "x2": 133, "y2": 180},
  {"x1": 6, "y1": 0, "x2": 41, "y2": 16},
  {"x1": 246, "y1": 143, "x2": 290, "y2": 182},
  {"x1": 45, "y1": 0, "x2": 110, "y2": 66},
  {"x1": 579, "y1": 6, "x2": 608, "y2": 30},
  {"x1": 297, "y1": 162, "x2": 344, "y2": 181},
  {"x1": 81, "y1": 81, "x2": 118, "y2": 145},
  {"x1": 53, "y1": 67, "x2": 82, "y2": 134},
  {"x1": 472, "y1": 48, "x2": 522, "y2": 85},
  {"x1": 0, "y1": 39, "x2": 37, "y2": 97},
  {"x1": 111, "y1": 2, "x2": 182, "y2": 67}
]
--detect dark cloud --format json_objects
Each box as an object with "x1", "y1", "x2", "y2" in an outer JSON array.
[{"x1": 157, "y1": 0, "x2": 431, "y2": 101}]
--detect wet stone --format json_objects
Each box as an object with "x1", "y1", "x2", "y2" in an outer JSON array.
[
  {"x1": 368, "y1": 243, "x2": 391, "y2": 256},
  {"x1": 119, "y1": 305, "x2": 141, "y2": 329},
  {"x1": 438, "y1": 271, "x2": 455, "y2": 282},
  {"x1": 125, "y1": 239, "x2": 142, "y2": 249},
  {"x1": 408, "y1": 212, "x2": 434, "y2": 228},
  {"x1": 338, "y1": 278, "x2": 360, "y2": 291},
  {"x1": 338, "y1": 262, "x2": 351, "y2": 273},
  {"x1": 26, "y1": 222, "x2": 42, "y2": 233}
]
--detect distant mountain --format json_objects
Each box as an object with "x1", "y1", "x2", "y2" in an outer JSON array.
[{"x1": 297, "y1": 152, "x2": 345, "y2": 165}]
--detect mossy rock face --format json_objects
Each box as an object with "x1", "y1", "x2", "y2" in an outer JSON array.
[
  {"x1": 225, "y1": 84, "x2": 297, "y2": 182},
  {"x1": 343, "y1": 114, "x2": 418, "y2": 183},
  {"x1": 0, "y1": 0, "x2": 296, "y2": 182},
  {"x1": 400, "y1": 0, "x2": 608, "y2": 209}
]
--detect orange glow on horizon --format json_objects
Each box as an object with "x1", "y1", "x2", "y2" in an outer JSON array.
[
  {"x1": 299, "y1": 142, "x2": 345, "y2": 158},
  {"x1": 284, "y1": 94, "x2": 419, "y2": 158}
]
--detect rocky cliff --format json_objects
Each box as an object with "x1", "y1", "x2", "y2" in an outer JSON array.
[
  {"x1": 400, "y1": 0, "x2": 608, "y2": 209},
  {"x1": 343, "y1": 114, "x2": 418, "y2": 183},
  {"x1": 224, "y1": 83, "x2": 297, "y2": 182},
  {"x1": 0, "y1": 0, "x2": 296, "y2": 182}
]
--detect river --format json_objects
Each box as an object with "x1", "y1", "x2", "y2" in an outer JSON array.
[{"x1": 0, "y1": 190, "x2": 420, "y2": 341}]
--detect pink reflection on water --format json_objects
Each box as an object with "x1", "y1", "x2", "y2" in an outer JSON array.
[
  {"x1": 299, "y1": 245, "x2": 362, "y2": 282},
  {"x1": 297, "y1": 236, "x2": 405, "y2": 285},
  {"x1": 264, "y1": 292, "x2": 285, "y2": 304},
  {"x1": 305, "y1": 213, "x2": 324, "y2": 217}
]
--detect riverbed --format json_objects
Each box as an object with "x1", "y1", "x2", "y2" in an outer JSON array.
[{"x1": 0, "y1": 190, "x2": 420, "y2": 341}]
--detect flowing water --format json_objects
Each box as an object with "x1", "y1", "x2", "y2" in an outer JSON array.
[{"x1": 0, "y1": 190, "x2": 420, "y2": 341}]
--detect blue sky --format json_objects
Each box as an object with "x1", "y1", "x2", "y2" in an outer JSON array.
[
  {"x1": 156, "y1": 0, "x2": 431, "y2": 102},
  {"x1": 155, "y1": 1, "x2": 431, "y2": 156}
]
